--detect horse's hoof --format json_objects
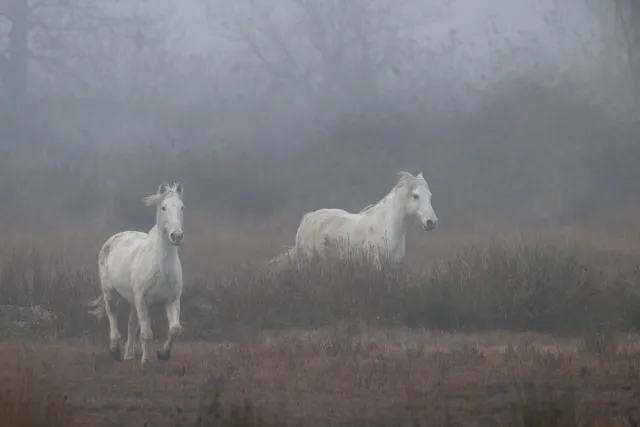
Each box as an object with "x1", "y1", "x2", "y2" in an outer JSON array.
[
  {"x1": 109, "y1": 347, "x2": 123, "y2": 362},
  {"x1": 156, "y1": 349, "x2": 171, "y2": 361},
  {"x1": 141, "y1": 358, "x2": 151, "y2": 369}
]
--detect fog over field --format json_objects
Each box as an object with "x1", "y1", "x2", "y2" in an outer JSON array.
[{"x1": 1, "y1": 0, "x2": 640, "y2": 426}]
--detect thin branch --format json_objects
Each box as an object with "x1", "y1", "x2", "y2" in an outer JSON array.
[
  {"x1": 29, "y1": 22, "x2": 98, "y2": 32},
  {"x1": 232, "y1": 22, "x2": 282, "y2": 78},
  {"x1": 0, "y1": 52, "x2": 8, "y2": 80}
]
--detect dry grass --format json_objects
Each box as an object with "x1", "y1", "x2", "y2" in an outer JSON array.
[
  {"x1": 1, "y1": 238, "x2": 639, "y2": 340},
  {"x1": 0, "y1": 369, "x2": 70, "y2": 427},
  {"x1": 1, "y1": 236, "x2": 640, "y2": 425},
  {"x1": 1, "y1": 330, "x2": 640, "y2": 426}
]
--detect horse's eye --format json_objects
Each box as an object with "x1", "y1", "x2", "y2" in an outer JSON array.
[
  {"x1": 412, "y1": 194, "x2": 419, "y2": 200},
  {"x1": 181, "y1": 206, "x2": 184, "y2": 211},
  {"x1": 161, "y1": 206, "x2": 166, "y2": 211}
]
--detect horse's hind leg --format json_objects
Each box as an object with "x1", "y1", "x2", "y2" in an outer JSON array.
[
  {"x1": 104, "y1": 290, "x2": 123, "y2": 361},
  {"x1": 123, "y1": 305, "x2": 138, "y2": 360},
  {"x1": 157, "y1": 298, "x2": 182, "y2": 361}
]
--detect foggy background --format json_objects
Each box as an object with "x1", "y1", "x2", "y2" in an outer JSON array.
[
  {"x1": 3, "y1": 4, "x2": 640, "y2": 425},
  {"x1": 1, "y1": 0, "x2": 640, "y2": 267}
]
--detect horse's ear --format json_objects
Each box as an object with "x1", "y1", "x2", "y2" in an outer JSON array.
[
  {"x1": 417, "y1": 173, "x2": 424, "y2": 180},
  {"x1": 158, "y1": 182, "x2": 170, "y2": 194},
  {"x1": 396, "y1": 171, "x2": 413, "y2": 186},
  {"x1": 174, "y1": 182, "x2": 184, "y2": 198}
]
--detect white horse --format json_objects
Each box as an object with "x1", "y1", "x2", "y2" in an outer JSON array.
[
  {"x1": 269, "y1": 171, "x2": 438, "y2": 269},
  {"x1": 88, "y1": 182, "x2": 185, "y2": 368}
]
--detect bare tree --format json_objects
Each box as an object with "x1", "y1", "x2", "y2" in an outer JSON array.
[
  {"x1": 612, "y1": 0, "x2": 640, "y2": 64},
  {"x1": 1, "y1": 0, "x2": 28, "y2": 121},
  {"x1": 203, "y1": 0, "x2": 428, "y2": 125},
  {"x1": 0, "y1": 0, "x2": 160, "y2": 133},
  {"x1": 610, "y1": 0, "x2": 640, "y2": 108}
]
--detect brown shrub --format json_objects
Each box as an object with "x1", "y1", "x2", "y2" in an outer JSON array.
[{"x1": 1, "y1": 239, "x2": 637, "y2": 342}]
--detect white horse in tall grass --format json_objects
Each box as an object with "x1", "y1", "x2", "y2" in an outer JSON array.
[
  {"x1": 269, "y1": 171, "x2": 438, "y2": 269},
  {"x1": 88, "y1": 182, "x2": 185, "y2": 368}
]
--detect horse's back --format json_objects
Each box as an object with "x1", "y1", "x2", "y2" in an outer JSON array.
[
  {"x1": 297, "y1": 208, "x2": 355, "y2": 234},
  {"x1": 98, "y1": 231, "x2": 148, "y2": 297},
  {"x1": 296, "y1": 208, "x2": 362, "y2": 253},
  {"x1": 99, "y1": 231, "x2": 147, "y2": 261}
]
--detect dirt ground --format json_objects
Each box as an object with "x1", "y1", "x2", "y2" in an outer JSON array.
[{"x1": 2, "y1": 327, "x2": 640, "y2": 427}]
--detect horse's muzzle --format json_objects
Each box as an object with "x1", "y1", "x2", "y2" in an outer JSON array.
[
  {"x1": 169, "y1": 231, "x2": 184, "y2": 246},
  {"x1": 424, "y1": 220, "x2": 437, "y2": 231}
]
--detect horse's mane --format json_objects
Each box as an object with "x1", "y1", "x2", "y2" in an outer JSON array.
[
  {"x1": 395, "y1": 171, "x2": 426, "y2": 192},
  {"x1": 359, "y1": 171, "x2": 426, "y2": 214},
  {"x1": 359, "y1": 204, "x2": 376, "y2": 213},
  {"x1": 143, "y1": 193, "x2": 163, "y2": 207},
  {"x1": 143, "y1": 182, "x2": 182, "y2": 207}
]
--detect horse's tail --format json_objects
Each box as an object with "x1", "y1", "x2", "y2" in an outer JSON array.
[
  {"x1": 87, "y1": 294, "x2": 106, "y2": 321},
  {"x1": 267, "y1": 246, "x2": 298, "y2": 269}
]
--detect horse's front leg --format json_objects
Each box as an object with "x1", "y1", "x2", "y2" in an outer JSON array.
[
  {"x1": 134, "y1": 293, "x2": 153, "y2": 368},
  {"x1": 123, "y1": 305, "x2": 139, "y2": 360},
  {"x1": 157, "y1": 297, "x2": 182, "y2": 361}
]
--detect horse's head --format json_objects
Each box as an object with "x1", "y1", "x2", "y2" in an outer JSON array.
[
  {"x1": 144, "y1": 182, "x2": 185, "y2": 246},
  {"x1": 398, "y1": 171, "x2": 437, "y2": 232}
]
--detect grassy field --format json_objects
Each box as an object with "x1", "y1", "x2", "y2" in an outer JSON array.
[
  {"x1": 2, "y1": 233, "x2": 640, "y2": 426},
  {"x1": 2, "y1": 85, "x2": 640, "y2": 425},
  {"x1": 2, "y1": 329, "x2": 640, "y2": 427}
]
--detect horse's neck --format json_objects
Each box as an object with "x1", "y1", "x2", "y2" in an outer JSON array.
[
  {"x1": 148, "y1": 224, "x2": 178, "y2": 270},
  {"x1": 369, "y1": 187, "x2": 408, "y2": 248}
]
